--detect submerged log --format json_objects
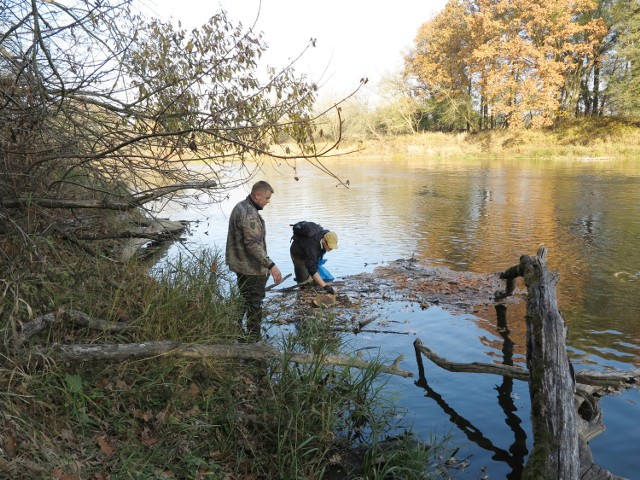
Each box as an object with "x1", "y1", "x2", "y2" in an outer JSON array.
[{"x1": 118, "y1": 217, "x2": 187, "y2": 262}]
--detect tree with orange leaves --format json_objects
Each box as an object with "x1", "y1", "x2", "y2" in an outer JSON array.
[
  {"x1": 406, "y1": 0, "x2": 607, "y2": 129},
  {"x1": 404, "y1": 1, "x2": 477, "y2": 131}
]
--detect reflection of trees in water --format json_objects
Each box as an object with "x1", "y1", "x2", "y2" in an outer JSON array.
[{"x1": 413, "y1": 304, "x2": 528, "y2": 479}]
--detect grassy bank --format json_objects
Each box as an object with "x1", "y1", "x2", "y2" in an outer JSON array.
[
  {"x1": 325, "y1": 117, "x2": 640, "y2": 161},
  {"x1": 0, "y1": 237, "x2": 447, "y2": 479}
]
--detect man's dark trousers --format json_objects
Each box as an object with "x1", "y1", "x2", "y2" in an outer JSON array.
[{"x1": 236, "y1": 273, "x2": 268, "y2": 340}]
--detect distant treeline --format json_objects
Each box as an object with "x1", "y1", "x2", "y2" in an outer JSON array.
[{"x1": 403, "y1": 0, "x2": 638, "y2": 131}]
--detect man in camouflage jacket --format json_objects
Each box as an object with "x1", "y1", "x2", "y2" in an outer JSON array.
[{"x1": 226, "y1": 180, "x2": 282, "y2": 339}]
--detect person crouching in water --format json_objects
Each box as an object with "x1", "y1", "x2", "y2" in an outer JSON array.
[{"x1": 290, "y1": 222, "x2": 338, "y2": 294}]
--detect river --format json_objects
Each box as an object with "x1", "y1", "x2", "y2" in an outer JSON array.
[{"x1": 158, "y1": 155, "x2": 640, "y2": 479}]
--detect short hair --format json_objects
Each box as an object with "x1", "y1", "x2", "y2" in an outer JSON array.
[{"x1": 251, "y1": 180, "x2": 274, "y2": 195}]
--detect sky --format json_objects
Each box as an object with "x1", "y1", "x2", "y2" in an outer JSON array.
[{"x1": 143, "y1": 0, "x2": 447, "y2": 103}]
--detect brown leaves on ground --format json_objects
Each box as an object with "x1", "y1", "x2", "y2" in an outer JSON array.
[
  {"x1": 96, "y1": 436, "x2": 114, "y2": 457},
  {"x1": 271, "y1": 258, "x2": 525, "y2": 324}
]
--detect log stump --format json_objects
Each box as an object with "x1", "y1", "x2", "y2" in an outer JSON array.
[{"x1": 498, "y1": 246, "x2": 624, "y2": 480}]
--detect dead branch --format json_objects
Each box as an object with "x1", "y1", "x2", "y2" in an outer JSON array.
[
  {"x1": 334, "y1": 328, "x2": 414, "y2": 336},
  {"x1": 16, "y1": 309, "x2": 130, "y2": 348},
  {"x1": 19, "y1": 341, "x2": 413, "y2": 378},
  {"x1": 413, "y1": 339, "x2": 640, "y2": 389},
  {"x1": 7, "y1": 306, "x2": 412, "y2": 379},
  {"x1": 265, "y1": 273, "x2": 293, "y2": 291},
  {"x1": 357, "y1": 315, "x2": 380, "y2": 330},
  {"x1": 117, "y1": 218, "x2": 187, "y2": 262},
  {"x1": 289, "y1": 352, "x2": 411, "y2": 378},
  {"x1": 0, "y1": 181, "x2": 217, "y2": 211},
  {"x1": 71, "y1": 230, "x2": 181, "y2": 241},
  {"x1": 413, "y1": 339, "x2": 529, "y2": 381}
]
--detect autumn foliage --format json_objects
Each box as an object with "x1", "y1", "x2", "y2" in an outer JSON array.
[{"x1": 405, "y1": 0, "x2": 608, "y2": 129}]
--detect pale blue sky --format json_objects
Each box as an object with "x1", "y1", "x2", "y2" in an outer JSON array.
[{"x1": 144, "y1": 0, "x2": 446, "y2": 102}]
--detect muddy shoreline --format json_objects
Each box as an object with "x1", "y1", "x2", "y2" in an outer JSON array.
[{"x1": 269, "y1": 257, "x2": 529, "y2": 341}]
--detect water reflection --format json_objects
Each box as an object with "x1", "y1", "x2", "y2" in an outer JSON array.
[
  {"x1": 413, "y1": 304, "x2": 528, "y2": 479},
  {"x1": 494, "y1": 305, "x2": 528, "y2": 476}
]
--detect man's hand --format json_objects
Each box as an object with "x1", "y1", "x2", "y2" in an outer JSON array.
[
  {"x1": 271, "y1": 265, "x2": 282, "y2": 284},
  {"x1": 323, "y1": 284, "x2": 335, "y2": 294}
]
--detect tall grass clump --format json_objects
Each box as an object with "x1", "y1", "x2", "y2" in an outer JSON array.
[
  {"x1": 238, "y1": 316, "x2": 450, "y2": 479},
  {"x1": 129, "y1": 249, "x2": 241, "y2": 342}
]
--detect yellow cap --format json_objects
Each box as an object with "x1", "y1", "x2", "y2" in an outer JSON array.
[{"x1": 324, "y1": 231, "x2": 338, "y2": 250}]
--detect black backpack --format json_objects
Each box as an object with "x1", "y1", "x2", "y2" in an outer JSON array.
[{"x1": 291, "y1": 221, "x2": 324, "y2": 239}]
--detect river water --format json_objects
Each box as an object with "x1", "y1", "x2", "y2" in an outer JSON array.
[{"x1": 158, "y1": 155, "x2": 640, "y2": 479}]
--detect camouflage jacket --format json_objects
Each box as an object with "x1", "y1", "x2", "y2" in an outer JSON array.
[{"x1": 225, "y1": 196, "x2": 273, "y2": 275}]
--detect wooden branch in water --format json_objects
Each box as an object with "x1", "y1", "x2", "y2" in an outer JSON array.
[
  {"x1": 21, "y1": 341, "x2": 413, "y2": 378},
  {"x1": 118, "y1": 218, "x2": 188, "y2": 262},
  {"x1": 413, "y1": 339, "x2": 530, "y2": 381},
  {"x1": 357, "y1": 315, "x2": 380, "y2": 330},
  {"x1": 332, "y1": 327, "x2": 414, "y2": 336},
  {"x1": 413, "y1": 339, "x2": 640, "y2": 389}
]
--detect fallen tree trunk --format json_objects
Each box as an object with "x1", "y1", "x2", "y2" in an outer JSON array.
[
  {"x1": 413, "y1": 339, "x2": 640, "y2": 389},
  {"x1": 118, "y1": 218, "x2": 188, "y2": 262},
  {"x1": 15, "y1": 309, "x2": 130, "y2": 349},
  {"x1": 0, "y1": 180, "x2": 217, "y2": 210},
  {"x1": 8, "y1": 307, "x2": 412, "y2": 378},
  {"x1": 21, "y1": 341, "x2": 413, "y2": 378}
]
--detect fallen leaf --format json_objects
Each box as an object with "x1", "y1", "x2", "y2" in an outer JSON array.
[
  {"x1": 52, "y1": 468, "x2": 80, "y2": 480},
  {"x1": 142, "y1": 436, "x2": 159, "y2": 447},
  {"x1": 99, "y1": 378, "x2": 113, "y2": 390},
  {"x1": 4, "y1": 431, "x2": 17, "y2": 457},
  {"x1": 155, "y1": 409, "x2": 169, "y2": 423},
  {"x1": 141, "y1": 427, "x2": 159, "y2": 447},
  {"x1": 96, "y1": 436, "x2": 114, "y2": 456}
]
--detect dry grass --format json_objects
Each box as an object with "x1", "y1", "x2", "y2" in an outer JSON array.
[{"x1": 309, "y1": 118, "x2": 640, "y2": 161}]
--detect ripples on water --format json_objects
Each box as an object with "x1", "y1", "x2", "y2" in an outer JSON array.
[{"x1": 160, "y1": 156, "x2": 640, "y2": 479}]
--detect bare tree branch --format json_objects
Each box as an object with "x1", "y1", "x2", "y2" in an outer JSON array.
[{"x1": 1, "y1": 180, "x2": 217, "y2": 210}]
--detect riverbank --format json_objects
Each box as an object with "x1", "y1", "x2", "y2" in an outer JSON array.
[
  {"x1": 0, "y1": 232, "x2": 447, "y2": 478},
  {"x1": 311, "y1": 118, "x2": 640, "y2": 161}
]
